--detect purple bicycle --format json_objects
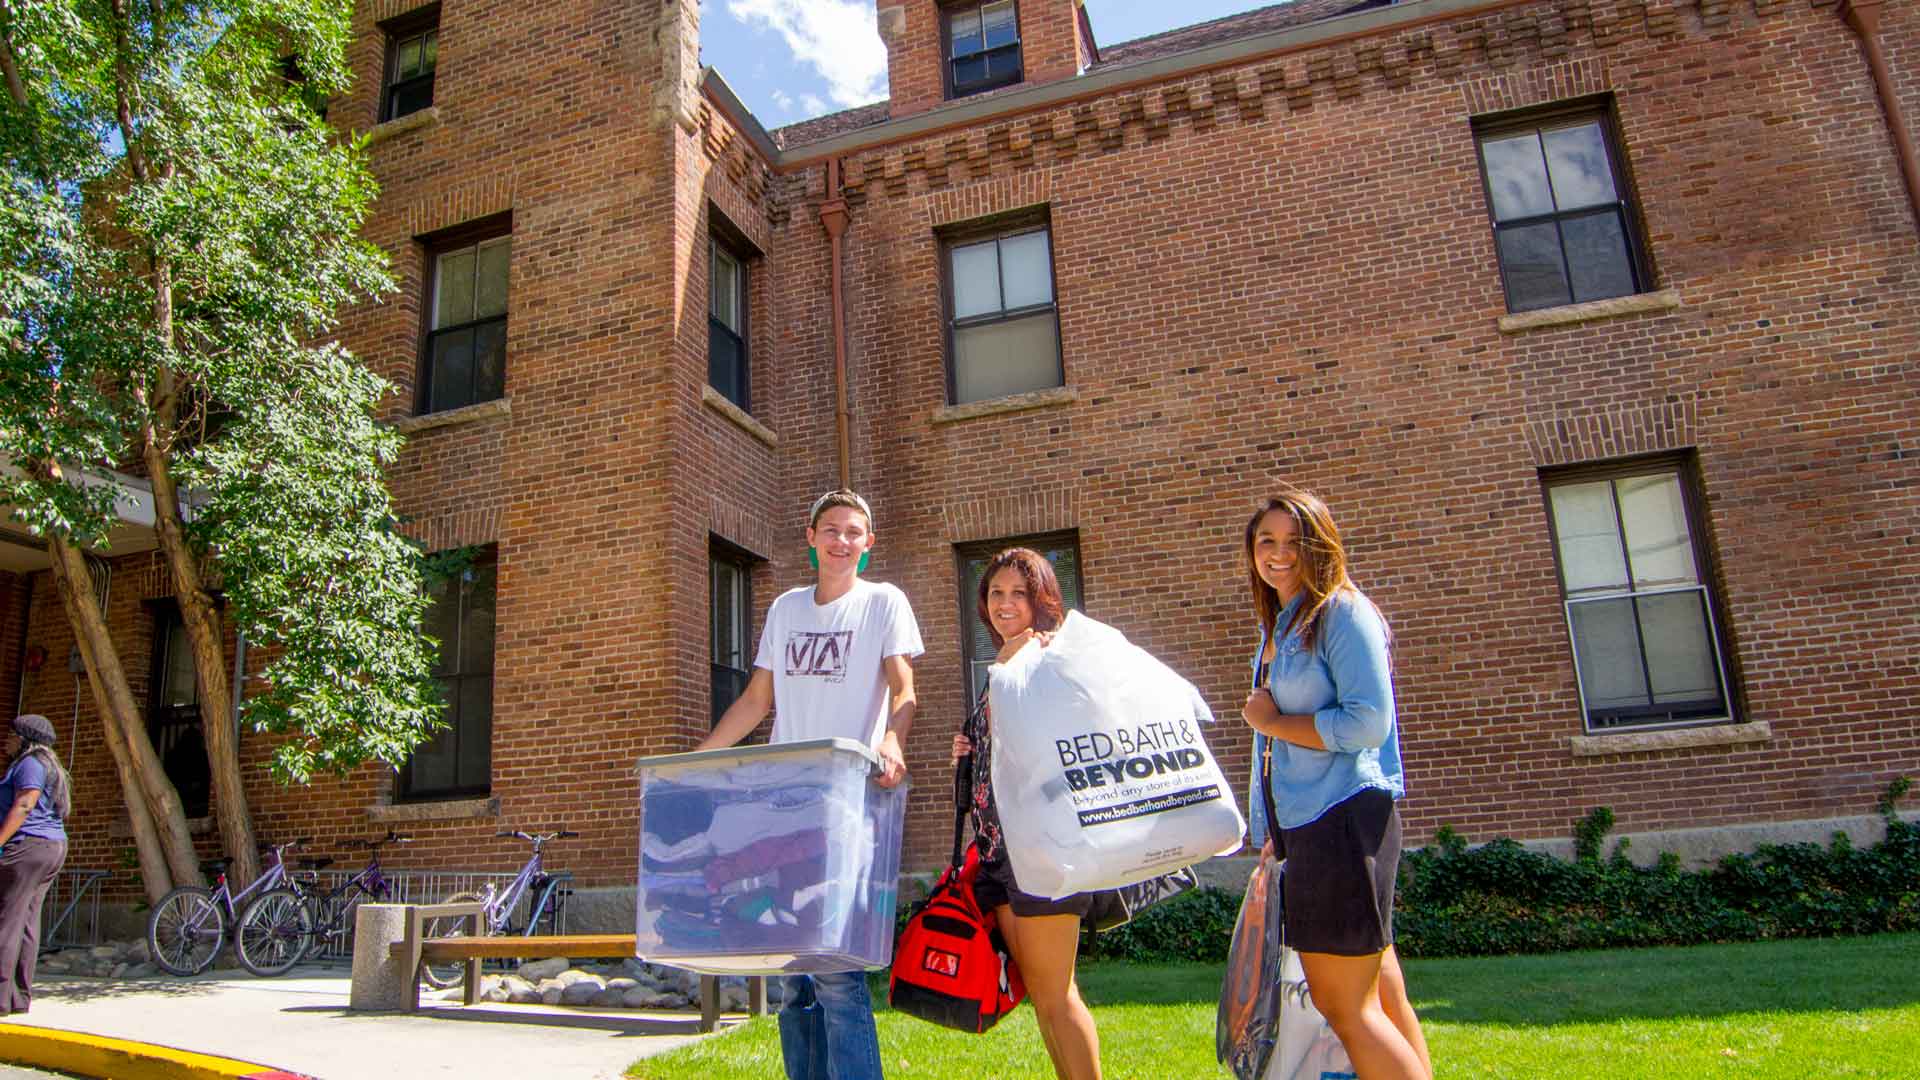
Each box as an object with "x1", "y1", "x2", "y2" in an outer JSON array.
[
  {"x1": 145, "y1": 836, "x2": 319, "y2": 976},
  {"x1": 417, "y1": 827, "x2": 576, "y2": 989},
  {"x1": 234, "y1": 830, "x2": 414, "y2": 977}
]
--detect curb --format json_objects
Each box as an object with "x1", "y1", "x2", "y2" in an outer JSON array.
[{"x1": 0, "y1": 1022, "x2": 313, "y2": 1080}]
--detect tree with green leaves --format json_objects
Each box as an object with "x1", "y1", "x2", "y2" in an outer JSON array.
[{"x1": 1, "y1": 0, "x2": 442, "y2": 900}]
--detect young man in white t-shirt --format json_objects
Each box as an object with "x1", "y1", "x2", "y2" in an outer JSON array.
[{"x1": 698, "y1": 489, "x2": 923, "y2": 1080}]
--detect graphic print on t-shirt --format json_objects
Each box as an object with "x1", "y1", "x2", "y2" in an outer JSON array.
[{"x1": 786, "y1": 630, "x2": 854, "y2": 682}]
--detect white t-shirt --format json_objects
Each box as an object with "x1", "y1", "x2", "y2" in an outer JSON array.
[{"x1": 753, "y1": 578, "x2": 925, "y2": 747}]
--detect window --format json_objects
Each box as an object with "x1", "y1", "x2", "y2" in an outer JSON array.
[
  {"x1": 402, "y1": 548, "x2": 495, "y2": 800},
  {"x1": 148, "y1": 606, "x2": 210, "y2": 819},
  {"x1": 709, "y1": 236, "x2": 749, "y2": 412},
  {"x1": 1475, "y1": 104, "x2": 1649, "y2": 313},
  {"x1": 956, "y1": 532, "x2": 1082, "y2": 711},
  {"x1": 711, "y1": 544, "x2": 754, "y2": 728},
  {"x1": 420, "y1": 225, "x2": 509, "y2": 414},
  {"x1": 944, "y1": 221, "x2": 1061, "y2": 405},
  {"x1": 946, "y1": 1, "x2": 1022, "y2": 99},
  {"x1": 1542, "y1": 459, "x2": 1735, "y2": 733},
  {"x1": 382, "y1": 8, "x2": 439, "y2": 122}
]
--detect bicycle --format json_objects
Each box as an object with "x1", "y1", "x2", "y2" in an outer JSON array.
[
  {"x1": 233, "y1": 830, "x2": 414, "y2": 977},
  {"x1": 418, "y1": 827, "x2": 576, "y2": 989},
  {"x1": 146, "y1": 837, "x2": 319, "y2": 977}
]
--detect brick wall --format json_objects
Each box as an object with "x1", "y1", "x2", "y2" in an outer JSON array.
[
  {"x1": 881, "y1": 0, "x2": 1089, "y2": 121},
  {"x1": 16, "y1": 0, "x2": 1919, "y2": 895}
]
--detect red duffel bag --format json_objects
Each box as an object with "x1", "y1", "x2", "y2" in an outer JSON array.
[{"x1": 888, "y1": 706, "x2": 1025, "y2": 1032}]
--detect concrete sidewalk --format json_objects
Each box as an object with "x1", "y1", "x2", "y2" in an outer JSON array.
[{"x1": 4, "y1": 966, "x2": 724, "y2": 1079}]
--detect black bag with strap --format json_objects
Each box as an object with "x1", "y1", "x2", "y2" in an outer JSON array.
[{"x1": 888, "y1": 704, "x2": 1027, "y2": 1032}]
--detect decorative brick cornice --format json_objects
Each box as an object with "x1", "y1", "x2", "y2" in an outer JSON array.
[
  {"x1": 1526, "y1": 394, "x2": 1699, "y2": 467},
  {"x1": 941, "y1": 489, "x2": 1079, "y2": 544},
  {"x1": 824, "y1": 0, "x2": 1807, "y2": 207}
]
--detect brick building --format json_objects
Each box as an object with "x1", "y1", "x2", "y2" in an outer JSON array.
[{"x1": 3, "y1": 0, "x2": 1916, "y2": 919}]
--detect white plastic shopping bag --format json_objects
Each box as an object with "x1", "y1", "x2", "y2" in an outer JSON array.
[
  {"x1": 1266, "y1": 949, "x2": 1357, "y2": 1080},
  {"x1": 988, "y1": 610, "x2": 1245, "y2": 898}
]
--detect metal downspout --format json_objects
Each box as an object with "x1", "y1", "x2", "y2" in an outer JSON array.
[
  {"x1": 819, "y1": 159, "x2": 853, "y2": 490},
  {"x1": 1839, "y1": 0, "x2": 1920, "y2": 233}
]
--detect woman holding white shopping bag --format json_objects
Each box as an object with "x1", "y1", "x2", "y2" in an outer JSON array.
[
  {"x1": 1240, "y1": 489, "x2": 1431, "y2": 1080},
  {"x1": 950, "y1": 548, "x2": 1103, "y2": 1080}
]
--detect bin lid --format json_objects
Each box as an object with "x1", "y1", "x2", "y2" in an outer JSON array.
[{"x1": 634, "y1": 736, "x2": 881, "y2": 775}]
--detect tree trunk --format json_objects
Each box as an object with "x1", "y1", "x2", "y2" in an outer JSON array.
[
  {"x1": 47, "y1": 535, "x2": 203, "y2": 898},
  {"x1": 142, "y1": 411, "x2": 259, "y2": 886}
]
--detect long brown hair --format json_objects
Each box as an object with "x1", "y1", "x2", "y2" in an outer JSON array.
[
  {"x1": 976, "y1": 547, "x2": 1066, "y2": 647},
  {"x1": 10, "y1": 743, "x2": 71, "y2": 820},
  {"x1": 1243, "y1": 488, "x2": 1353, "y2": 652}
]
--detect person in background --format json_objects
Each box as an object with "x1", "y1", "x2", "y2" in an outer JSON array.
[
  {"x1": 950, "y1": 547, "x2": 1102, "y2": 1080},
  {"x1": 699, "y1": 489, "x2": 923, "y2": 1080},
  {"x1": 1239, "y1": 489, "x2": 1431, "y2": 1080},
  {"x1": 1, "y1": 713, "x2": 71, "y2": 1017}
]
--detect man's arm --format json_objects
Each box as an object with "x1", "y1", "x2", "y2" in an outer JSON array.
[
  {"x1": 873, "y1": 654, "x2": 916, "y2": 788},
  {"x1": 698, "y1": 668, "x2": 774, "y2": 751}
]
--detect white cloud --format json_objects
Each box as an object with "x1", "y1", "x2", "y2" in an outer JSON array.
[
  {"x1": 801, "y1": 94, "x2": 827, "y2": 115},
  {"x1": 726, "y1": 0, "x2": 889, "y2": 111},
  {"x1": 770, "y1": 88, "x2": 796, "y2": 113}
]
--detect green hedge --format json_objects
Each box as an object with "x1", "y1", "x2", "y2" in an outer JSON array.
[{"x1": 1075, "y1": 778, "x2": 1917, "y2": 961}]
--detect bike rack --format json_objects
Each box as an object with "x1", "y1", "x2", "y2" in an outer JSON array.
[
  {"x1": 302, "y1": 868, "x2": 573, "y2": 962},
  {"x1": 38, "y1": 869, "x2": 110, "y2": 954}
]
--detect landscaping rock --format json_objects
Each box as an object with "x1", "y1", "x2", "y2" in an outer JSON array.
[
  {"x1": 588, "y1": 988, "x2": 627, "y2": 1008},
  {"x1": 559, "y1": 979, "x2": 606, "y2": 1005},
  {"x1": 517, "y1": 957, "x2": 569, "y2": 981},
  {"x1": 553, "y1": 969, "x2": 600, "y2": 989},
  {"x1": 540, "y1": 986, "x2": 564, "y2": 1006}
]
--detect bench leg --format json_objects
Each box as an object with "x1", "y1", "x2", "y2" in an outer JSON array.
[
  {"x1": 402, "y1": 908, "x2": 424, "y2": 1014},
  {"x1": 699, "y1": 975, "x2": 719, "y2": 1033},
  {"x1": 748, "y1": 976, "x2": 767, "y2": 1017},
  {"x1": 461, "y1": 908, "x2": 484, "y2": 1006}
]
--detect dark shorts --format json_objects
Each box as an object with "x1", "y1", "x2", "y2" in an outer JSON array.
[
  {"x1": 972, "y1": 853, "x2": 1096, "y2": 920},
  {"x1": 1279, "y1": 787, "x2": 1401, "y2": 957}
]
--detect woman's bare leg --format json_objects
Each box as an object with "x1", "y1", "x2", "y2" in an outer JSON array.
[
  {"x1": 1375, "y1": 946, "x2": 1430, "y2": 1079},
  {"x1": 1298, "y1": 950, "x2": 1425, "y2": 1080},
  {"x1": 998, "y1": 906, "x2": 1101, "y2": 1080}
]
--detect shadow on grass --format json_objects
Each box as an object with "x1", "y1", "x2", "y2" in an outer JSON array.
[{"x1": 1404, "y1": 932, "x2": 1920, "y2": 1026}]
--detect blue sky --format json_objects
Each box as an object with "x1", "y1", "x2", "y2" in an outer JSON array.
[{"x1": 700, "y1": 1, "x2": 1284, "y2": 130}]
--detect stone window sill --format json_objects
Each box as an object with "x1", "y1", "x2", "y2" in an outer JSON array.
[
  {"x1": 366, "y1": 796, "x2": 500, "y2": 823},
  {"x1": 1570, "y1": 719, "x2": 1770, "y2": 759},
  {"x1": 363, "y1": 106, "x2": 441, "y2": 147},
  {"x1": 702, "y1": 385, "x2": 777, "y2": 447},
  {"x1": 396, "y1": 396, "x2": 511, "y2": 434},
  {"x1": 1498, "y1": 288, "x2": 1683, "y2": 334},
  {"x1": 932, "y1": 384, "x2": 1078, "y2": 425}
]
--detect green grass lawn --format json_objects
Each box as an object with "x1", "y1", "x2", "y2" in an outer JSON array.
[{"x1": 628, "y1": 933, "x2": 1920, "y2": 1079}]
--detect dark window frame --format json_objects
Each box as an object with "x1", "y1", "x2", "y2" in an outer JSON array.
[
  {"x1": 1472, "y1": 97, "x2": 1654, "y2": 314},
  {"x1": 415, "y1": 212, "x2": 511, "y2": 416},
  {"x1": 942, "y1": 0, "x2": 1024, "y2": 100},
  {"x1": 939, "y1": 210, "x2": 1064, "y2": 406},
  {"x1": 380, "y1": 5, "x2": 440, "y2": 123},
  {"x1": 709, "y1": 539, "x2": 757, "y2": 730},
  {"x1": 145, "y1": 601, "x2": 210, "y2": 820},
  {"x1": 1538, "y1": 452, "x2": 1740, "y2": 735},
  {"x1": 953, "y1": 530, "x2": 1083, "y2": 714},
  {"x1": 399, "y1": 546, "x2": 496, "y2": 802},
  {"x1": 707, "y1": 210, "x2": 758, "y2": 414}
]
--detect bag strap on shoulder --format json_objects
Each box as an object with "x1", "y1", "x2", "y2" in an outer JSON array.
[
  {"x1": 1254, "y1": 627, "x2": 1283, "y2": 857},
  {"x1": 948, "y1": 698, "x2": 988, "y2": 869}
]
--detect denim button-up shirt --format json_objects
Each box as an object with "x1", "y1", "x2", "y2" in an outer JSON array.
[{"x1": 1247, "y1": 588, "x2": 1404, "y2": 840}]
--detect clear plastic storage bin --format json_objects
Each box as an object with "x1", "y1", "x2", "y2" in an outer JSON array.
[{"x1": 634, "y1": 737, "x2": 908, "y2": 974}]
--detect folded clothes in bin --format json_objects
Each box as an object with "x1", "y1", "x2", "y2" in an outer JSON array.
[{"x1": 634, "y1": 738, "x2": 907, "y2": 974}]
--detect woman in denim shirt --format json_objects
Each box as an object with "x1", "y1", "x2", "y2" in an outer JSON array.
[{"x1": 1240, "y1": 489, "x2": 1430, "y2": 1080}]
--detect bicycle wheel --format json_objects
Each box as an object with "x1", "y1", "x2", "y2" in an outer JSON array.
[
  {"x1": 419, "y1": 890, "x2": 486, "y2": 990},
  {"x1": 147, "y1": 886, "x2": 225, "y2": 976},
  {"x1": 236, "y1": 887, "x2": 311, "y2": 977}
]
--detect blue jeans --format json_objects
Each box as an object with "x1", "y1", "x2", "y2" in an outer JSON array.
[{"x1": 778, "y1": 971, "x2": 883, "y2": 1080}]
